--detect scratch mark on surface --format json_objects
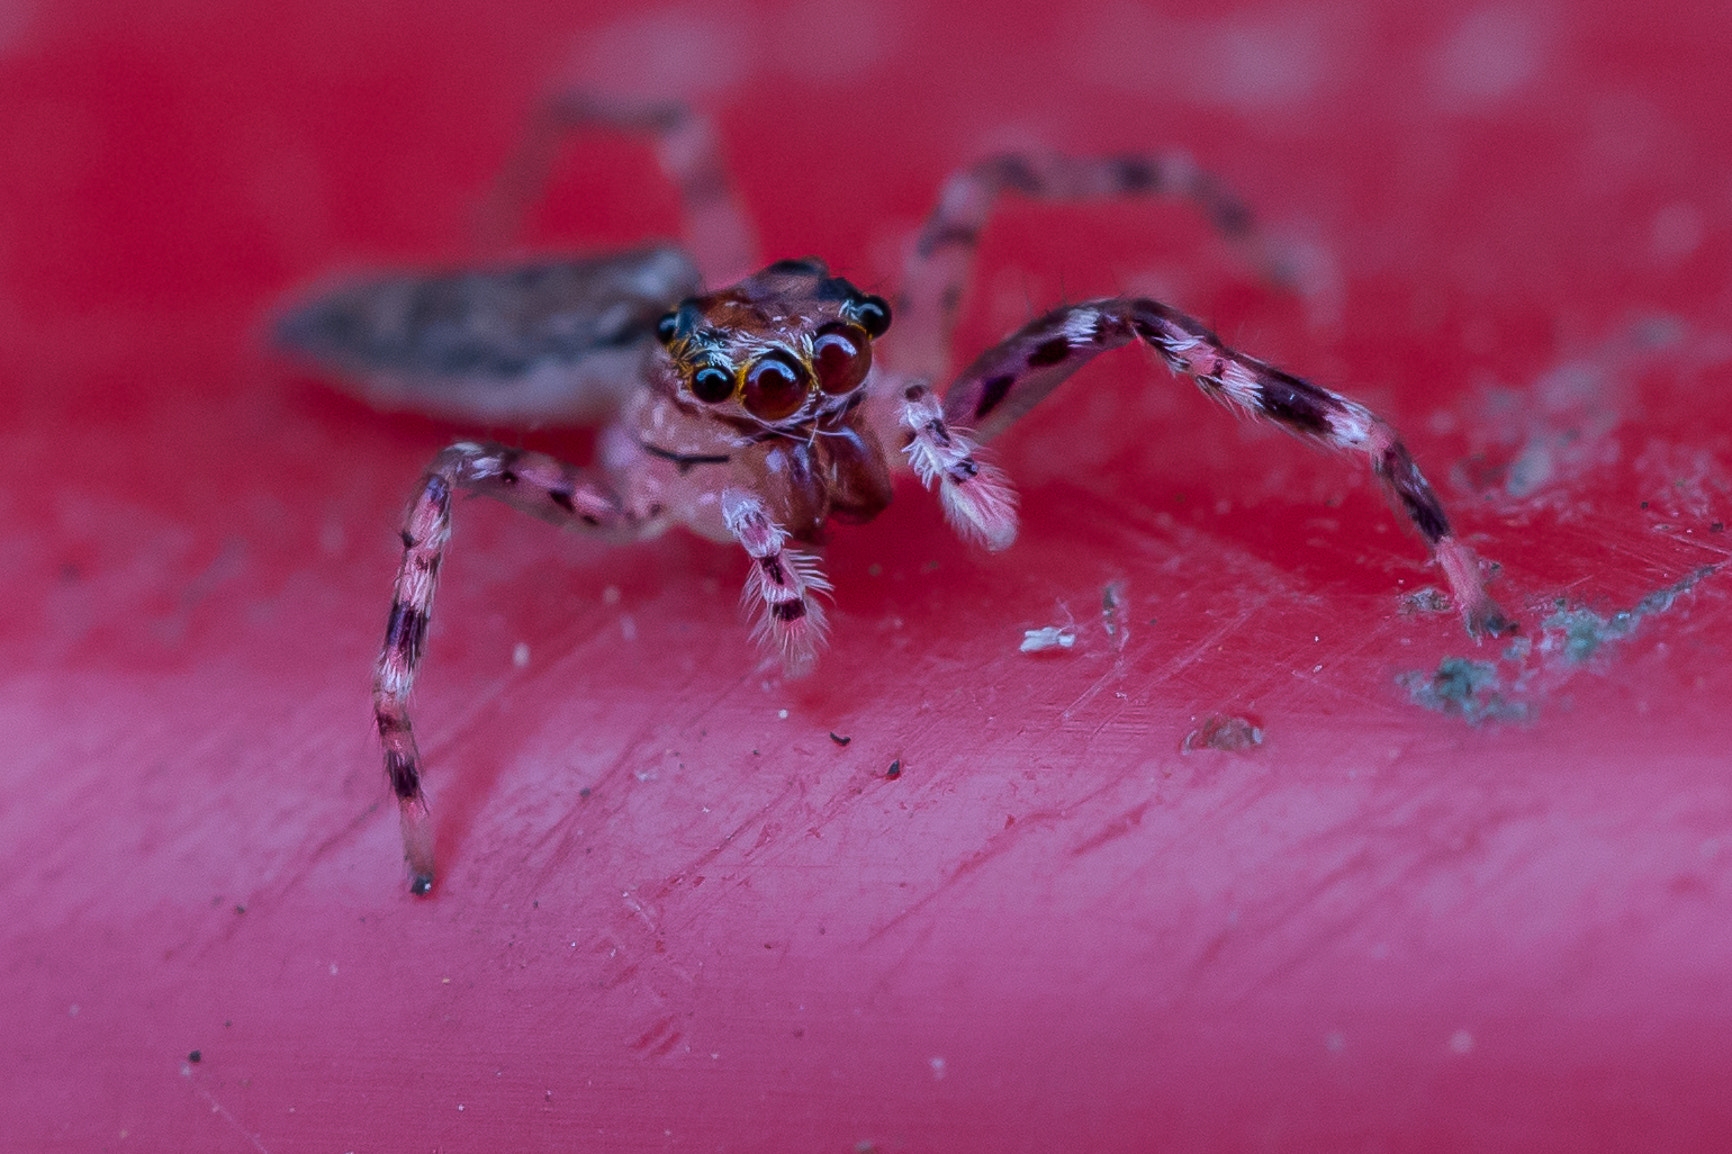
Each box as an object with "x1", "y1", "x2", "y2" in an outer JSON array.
[
  {"x1": 1069, "y1": 801, "x2": 1152, "y2": 857},
  {"x1": 868, "y1": 775, "x2": 1140, "y2": 948},
  {"x1": 195, "y1": 1086, "x2": 271, "y2": 1154}
]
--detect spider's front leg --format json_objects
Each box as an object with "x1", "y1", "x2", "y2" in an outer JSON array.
[
  {"x1": 375, "y1": 441, "x2": 645, "y2": 894},
  {"x1": 934, "y1": 300, "x2": 1515, "y2": 639},
  {"x1": 720, "y1": 490, "x2": 832, "y2": 677}
]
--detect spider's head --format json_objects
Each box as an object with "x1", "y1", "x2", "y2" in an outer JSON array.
[{"x1": 653, "y1": 257, "x2": 891, "y2": 428}]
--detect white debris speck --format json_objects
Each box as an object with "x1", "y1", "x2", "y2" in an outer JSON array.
[
  {"x1": 1020, "y1": 626, "x2": 1076, "y2": 653},
  {"x1": 929, "y1": 1056, "x2": 947, "y2": 1080},
  {"x1": 777, "y1": 709, "x2": 789, "y2": 719},
  {"x1": 1449, "y1": 1029, "x2": 1475, "y2": 1055},
  {"x1": 513, "y1": 642, "x2": 531, "y2": 668},
  {"x1": 620, "y1": 614, "x2": 637, "y2": 642},
  {"x1": 602, "y1": 585, "x2": 622, "y2": 605}
]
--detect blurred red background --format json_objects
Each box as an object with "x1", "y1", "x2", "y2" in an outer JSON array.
[{"x1": 4, "y1": 1, "x2": 1732, "y2": 1150}]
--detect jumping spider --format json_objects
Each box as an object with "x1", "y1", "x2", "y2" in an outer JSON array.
[{"x1": 277, "y1": 96, "x2": 1512, "y2": 894}]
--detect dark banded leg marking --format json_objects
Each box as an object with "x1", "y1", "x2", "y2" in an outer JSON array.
[
  {"x1": 894, "y1": 150, "x2": 1267, "y2": 382},
  {"x1": 478, "y1": 94, "x2": 757, "y2": 284},
  {"x1": 941, "y1": 299, "x2": 1514, "y2": 638},
  {"x1": 373, "y1": 441, "x2": 642, "y2": 894},
  {"x1": 720, "y1": 490, "x2": 832, "y2": 676}
]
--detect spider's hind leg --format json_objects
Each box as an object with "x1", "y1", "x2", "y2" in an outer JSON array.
[
  {"x1": 938, "y1": 298, "x2": 1514, "y2": 639},
  {"x1": 895, "y1": 150, "x2": 1283, "y2": 383},
  {"x1": 478, "y1": 94, "x2": 757, "y2": 285}
]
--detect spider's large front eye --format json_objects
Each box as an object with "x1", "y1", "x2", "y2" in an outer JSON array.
[
  {"x1": 853, "y1": 295, "x2": 891, "y2": 339},
  {"x1": 741, "y1": 351, "x2": 810, "y2": 420},
  {"x1": 812, "y1": 322, "x2": 872, "y2": 395},
  {"x1": 690, "y1": 364, "x2": 735, "y2": 404}
]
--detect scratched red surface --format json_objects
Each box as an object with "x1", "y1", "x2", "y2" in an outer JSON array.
[{"x1": 5, "y1": 2, "x2": 1732, "y2": 1150}]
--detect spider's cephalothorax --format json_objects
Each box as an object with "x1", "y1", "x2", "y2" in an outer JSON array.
[
  {"x1": 646, "y1": 259, "x2": 901, "y2": 543},
  {"x1": 654, "y1": 257, "x2": 891, "y2": 427},
  {"x1": 276, "y1": 96, "x2": 1513, "y2": 894}
]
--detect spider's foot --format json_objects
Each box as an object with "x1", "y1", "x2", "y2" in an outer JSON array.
[
  {"x1": 1436, "y1": 539, "x2": 1516, "y2": 641},
  {"x1": 400, "y1": 795, "x2": 436, "y2": 896},
  {"x1": 1463, "y1": 597, "x2": 1518, "y2": 641}
]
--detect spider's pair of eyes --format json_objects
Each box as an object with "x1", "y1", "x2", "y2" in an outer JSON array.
[
  {"x1": 661, "y1": 300, "x2": 888, "y2": 421},
  {"x1": 688, "y1": 322, "x2": 872, "y2": 420}
]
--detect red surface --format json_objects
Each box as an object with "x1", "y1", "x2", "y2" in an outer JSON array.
[{"x1": 6, "y1": 3, "x2": 1732, "y2": 1150}]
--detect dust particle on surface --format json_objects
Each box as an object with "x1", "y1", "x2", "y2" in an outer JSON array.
[
  {"x1": 1181, "y1": 714, "x2": 1265, "y2": 753},
  {"x1": 1400, "y1": 657, "x2": 1526, "y2": 723},
  {"x1": 1399, "y1": 587, "x2": 1451, "y2": 616},
  {"x1": 1539, "y1": 564, "x2": 1718, "y2": 662}
]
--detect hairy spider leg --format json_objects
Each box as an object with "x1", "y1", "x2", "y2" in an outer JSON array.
[
  {"x1": 478, "y1": 95, "x2": 757, "y2": 286},
  {"x1": 375, "y1": 441, "x2": 647, "y2": 894},
  {"x1": 894, "y1": 151, "x2": 1279, "y2": 384},
  {"x1": 721, "y1": 490, "x2": 833, "y2": 678},
  {"x1": 939, "y1": 299, "x2": 1516, "y2": 638}
]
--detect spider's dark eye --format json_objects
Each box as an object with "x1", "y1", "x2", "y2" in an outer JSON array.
[
  {"x1": 655, "y1": 311, "x2": 680, "y2": 345},
  {"x1": 811, "y1": 322, "x2": 872, "y2": 395},
  {"x1": 690, "y1": 364, "x2": 735, "y2": 404},
  {"x1": 741, "y1": 351, "x2": 810, "y2": 421},
  {"x1": 853, "y1": 295, "x2": 891, "y2": 339}
]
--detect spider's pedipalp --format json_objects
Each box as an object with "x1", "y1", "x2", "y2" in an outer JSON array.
[
  {"x1": 722, "y1": 490, "x2": 833, "y2": 676},
  {"x1": 898, "y1": 384, "x2": 1018, "y2": 551},
  {"x1": 942, "y1": 298, "x2": 1514, "y2": 638}
]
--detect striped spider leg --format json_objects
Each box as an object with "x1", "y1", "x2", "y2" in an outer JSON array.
[
  {"x1": 893, "y1": 149, "x2": 1285, "y2": 384},
  {"x1": 885, "y1": 148, "x2": 1510, "y2": 639},
  {"x1": 914, "y1": 297, "x2": 1514, "y2": 638},
  {"x1": 376, "y1": 443, "x2": 647, "y2": 893},
  {"x1": 477, "y1": 93, "x2": 757, "y2": 285}
]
